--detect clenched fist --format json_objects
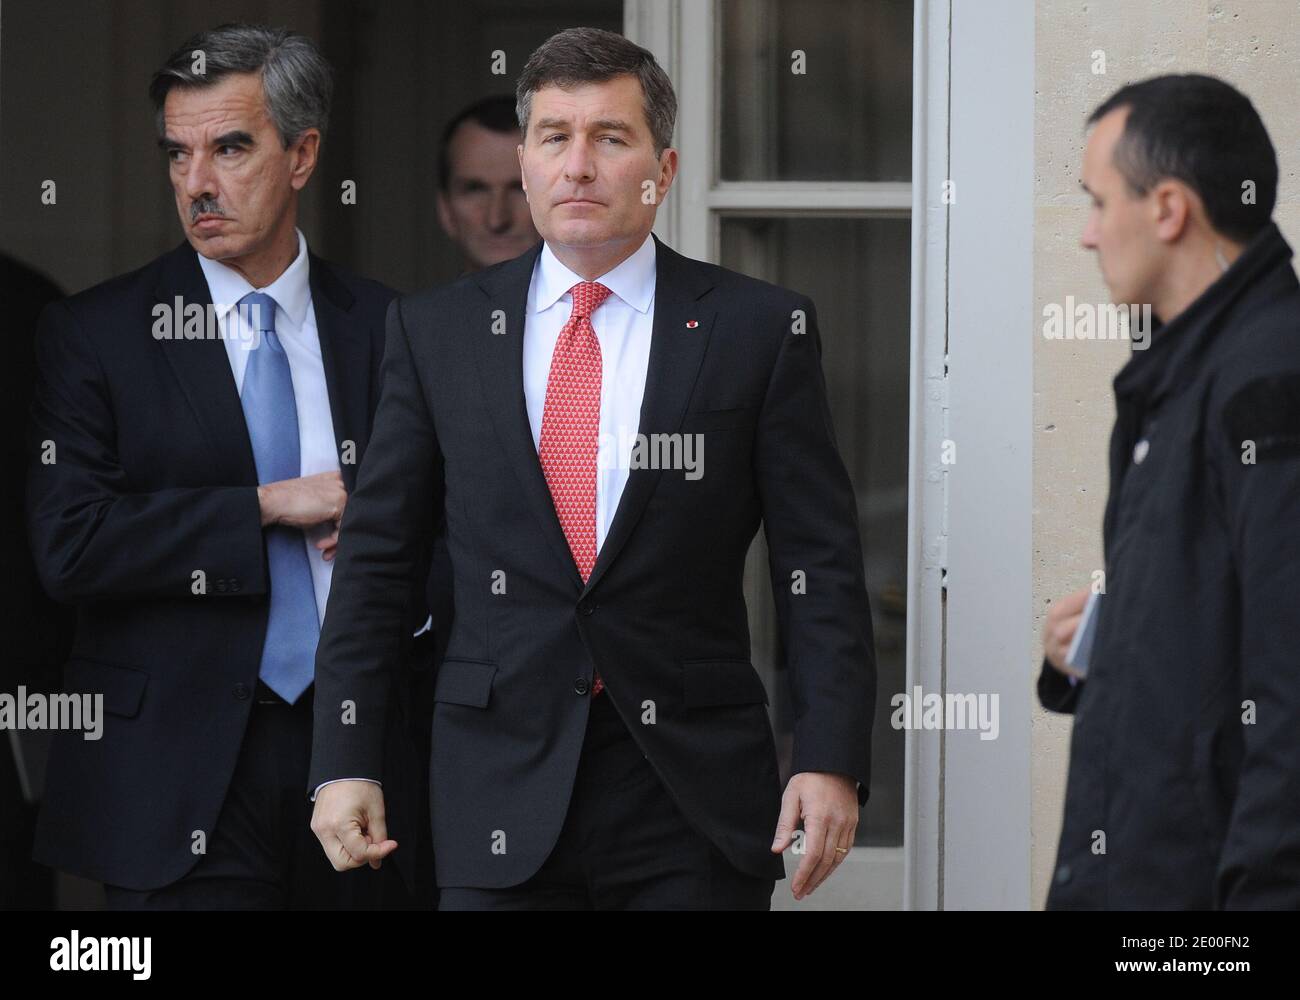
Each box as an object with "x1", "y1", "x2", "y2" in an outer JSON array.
[{"x1": 310, "y1": 780, "x2": 397, "y2": 872}]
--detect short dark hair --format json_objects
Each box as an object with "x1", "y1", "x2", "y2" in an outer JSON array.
[
  {"x1": 515, "y1": 27, "x2": 676, "y2": 156},
  {"x1": 1088, "y1": 74, "x2": 1277, "y2": 243},
  {"x1": 150, "y1": 23, "x2": 333, "y2": 149},
  {"x1": 437, "y1": 95, "x2": 521, "y2": 192}
]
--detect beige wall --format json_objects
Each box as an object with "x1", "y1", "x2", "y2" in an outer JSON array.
[{"x1": 1032, "y1": 0, "x2": 1300, "y2": 908}]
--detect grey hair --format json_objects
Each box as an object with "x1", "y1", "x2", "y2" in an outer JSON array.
[
  {"x1": 515, "y1": 27, "x2": 677, "y2": 156},
  {"x1": 149, "y1": 23, "x2": 333, "y2": 148}
]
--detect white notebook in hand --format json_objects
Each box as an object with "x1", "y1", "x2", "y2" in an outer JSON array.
[{"x1": 1065, "y1": 591, "x2": 1101, "y2": 679}]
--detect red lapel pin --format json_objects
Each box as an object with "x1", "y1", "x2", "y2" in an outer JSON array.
[{"x1": 686, "y1": 320, "x2": 698, "y2": 329}]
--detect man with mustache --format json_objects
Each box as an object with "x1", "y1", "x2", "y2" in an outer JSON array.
[
  {"x1": 27, "y1": 23, "x2": 424, "y2": 909},
  {"x1": 310, "y1": 27, "x2": 876, "y2": 909}
]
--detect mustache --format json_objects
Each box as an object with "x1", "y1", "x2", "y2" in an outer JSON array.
[{"x1": 189, "y1": 198, "x2": 226, "y2": 221}]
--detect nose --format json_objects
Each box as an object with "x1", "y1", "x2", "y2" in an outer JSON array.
[
  {"x1": 562, "y1": 138, "x2": 595, "y2": 185},
  {"x1": 184, "y1": 151, "x2": 217, "y2": 204},
  {"x1": 1081, "y1": 208, "x2": 1099, "y2": 250},
  {"x1": 486, "y1": 187, "x2": 512, "y2": 232}
]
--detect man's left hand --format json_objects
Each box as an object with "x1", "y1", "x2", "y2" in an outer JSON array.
[{"x1": 771, "y1": 771, "x2": 859, "y2": 900}]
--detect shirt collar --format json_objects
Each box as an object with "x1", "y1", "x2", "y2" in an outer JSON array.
[
  {"x1": 196, "y1": 227, "x2": 312, "y2": 326},
  {"x1": 533, "y1": 231, "x2": 656, "y2": 315}
]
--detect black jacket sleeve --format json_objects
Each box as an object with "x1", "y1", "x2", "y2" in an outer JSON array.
[
  {"x1": 1037, "y1": 656, "x2": 1083, "y2": 714},
  {"x1": 308, "y1": 296, "x2": 443, "y2": 791},
  {"x1": 753, "y1": 294, "x2": 876, "y2": 806},
  {"x1": 1210, "y1": 371, "x2": 1300, "y2": 909},
  {"x1": 26, "y1": 299, "x2": 266, "y2": 604}
]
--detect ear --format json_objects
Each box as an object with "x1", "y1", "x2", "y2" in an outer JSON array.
[
  {"x1": 1151, "y1": 178, "x2": 1192, "y2": 244},
  {"x1": 289, "y1": 129, "x2": 321, "y2": 191},
  {"x1": 517, "y1": 143, "x2": 528, "y2": 201},
  {"x1": 656, "y1": 147, "x2": 679, "y2": 201}
]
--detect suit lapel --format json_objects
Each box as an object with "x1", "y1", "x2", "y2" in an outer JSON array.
[
  {"x1": 581, "y1": 235, "x2": 716, "y2": 597},
  {"x1": 153, "y1": 242, "x2": 258, "y2": 486},
  {"x1": 309, "y1": 253, "x2": 369, "y2": 492}
]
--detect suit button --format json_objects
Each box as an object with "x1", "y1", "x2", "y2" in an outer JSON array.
[
  {"x1": 233, "y1": 682, "x2": 250, "y2": 700},
  {"x1": 573, "y1": 678, "x2": 590, "y2": 695},
  {"x1": 1054, "y1": 864, "x2": 1072, "y2": 885},
  {"x1": 577, "y1": 601, "x2": 595, "y2": 616}
]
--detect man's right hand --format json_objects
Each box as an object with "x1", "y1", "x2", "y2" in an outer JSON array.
[
  {"x1": 257, "y1": 469, "x2": 347, "y2": 529},
  {"x1": 310, "y1": 780, "x2": 398, "y2": 872},
  {"x1": 1042, "y1": 585, "x2": 1090, "y2": 678}
]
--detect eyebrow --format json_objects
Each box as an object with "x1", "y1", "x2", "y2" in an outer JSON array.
[
  {"x1": 158, "y1": 130, "x2": 255, "y2": 152},
  {"x1": 532, "y1": 117, "x2": 633, "y2": 134},
  {"x1": 1079, "y1": 180, "x2": 1094, "y2": 196}
]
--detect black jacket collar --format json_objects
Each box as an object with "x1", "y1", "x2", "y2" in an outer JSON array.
[{"x1": 1113, "y1": 220, "x2": 1294, "y2": 411}]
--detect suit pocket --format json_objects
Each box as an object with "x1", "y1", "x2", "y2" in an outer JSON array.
[
  {"x1": 681, "y1": 658, "x2": 769, "y2": 708},
  {"x1": 61, "y1": 658, "x2": 149, "y2": 718},
  {"x1": 432, "y1": 658, "x2": 497, "y2": 708}
]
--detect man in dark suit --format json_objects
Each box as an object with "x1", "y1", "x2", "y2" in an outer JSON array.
[
  {"x1": 26, "y1": 23, "x2": 421, "y2": 909},
  {"x1": 310, "y1": 27, "x2": 875, "y2": 909}
]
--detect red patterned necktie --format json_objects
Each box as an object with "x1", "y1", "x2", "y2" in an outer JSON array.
[{"x1": 539, "y1": 281, "x2": 613, "y2": 696}]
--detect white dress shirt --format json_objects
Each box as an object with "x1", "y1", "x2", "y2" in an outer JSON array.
[
  {"x1": 523, "y1": 231, "x2": 657, "y2": 550},
  {"x1": 197, "y1": 228, "x2": 337, "y2": 626}
]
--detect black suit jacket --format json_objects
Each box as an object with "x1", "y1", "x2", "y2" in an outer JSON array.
[
  {"x1": 25, "y1": 241, "x2": 422, "y2": 893},
  {"x1": 309, "y1": 234, "x2": 876, "y2": 888}
]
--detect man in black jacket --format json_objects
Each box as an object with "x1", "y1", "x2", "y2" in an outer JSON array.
[
  {"x1": 1040, "y1": 74, "x2": 1300, "y2": 909},
  {"x1": 309, "y1": 27, "x2": 876, "y2": 909},
  {"x1": 27, "y1": 24, "x2": 422, "y2": 909}
]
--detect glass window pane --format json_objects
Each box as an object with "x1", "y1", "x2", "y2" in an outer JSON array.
[
  {"x1": 719, "y1": 0, "x2": 913, "y2": 182},
  {"x1": 721, "y1": 216, "x2": 910, "y2": 846}
]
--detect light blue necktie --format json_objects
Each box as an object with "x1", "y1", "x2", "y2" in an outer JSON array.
[{"x1": 238, "y1": 291, "x2": 319, "y2": 703}]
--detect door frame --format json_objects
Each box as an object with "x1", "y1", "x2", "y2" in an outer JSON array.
[{"x1": 624, "y1": 0, "x2": 1036, "y2": 910}]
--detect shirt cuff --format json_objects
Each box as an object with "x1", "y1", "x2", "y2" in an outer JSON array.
[{"x1": 310, "y1": 777, "x2": 382, "y2": 802}]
